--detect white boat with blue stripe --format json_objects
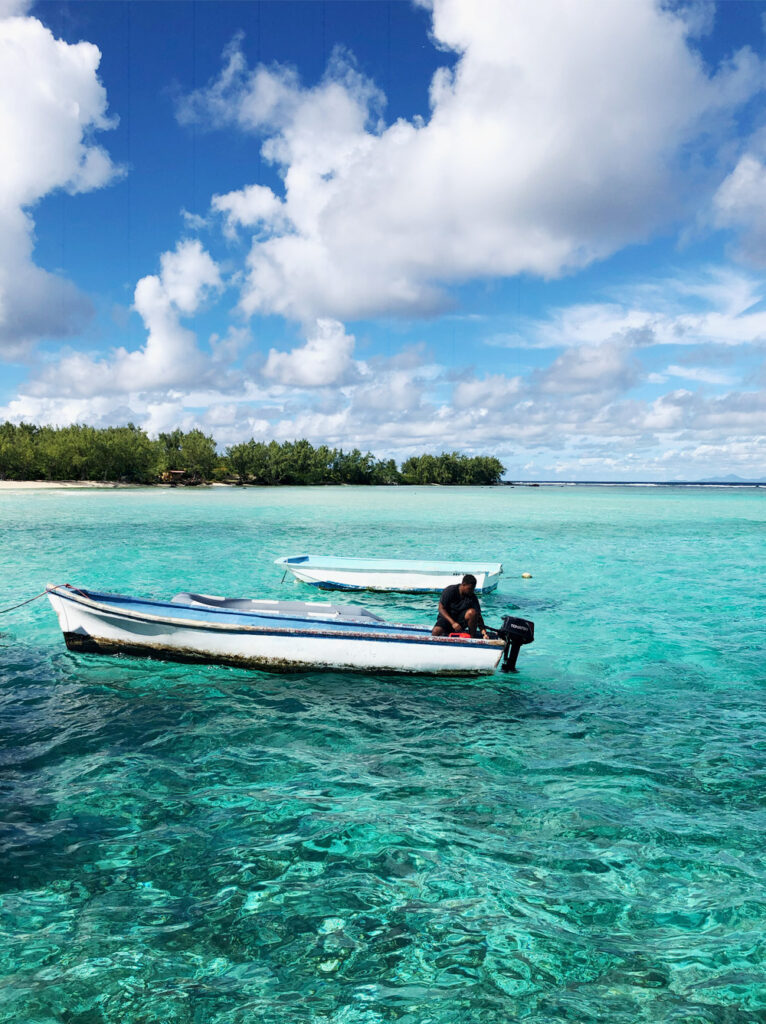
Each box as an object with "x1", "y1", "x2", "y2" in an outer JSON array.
[
  {"x1": 274, "y1": 554, "x2": 503, "y2": 593},
  {"x1": 46, "y1": 584, "x2": 532, "y2": 676}
]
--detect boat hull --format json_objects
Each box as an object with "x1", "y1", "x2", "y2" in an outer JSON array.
[
  {"x1": 48, "y1": 587, "x2": 505, "y2": 676},
  {"x1": 276, "y1": 556, "x2": 503, "y2": 593}
]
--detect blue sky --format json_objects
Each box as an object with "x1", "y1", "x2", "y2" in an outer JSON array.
[{"x1": 1, "y1": 0, "x2": 765, "y2": 480}]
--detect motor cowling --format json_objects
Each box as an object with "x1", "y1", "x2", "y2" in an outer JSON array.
[
  {"x1": 496, "y1": 615, "x2": 534, "y2": 672},
  {"x1": 497, "y1": 615, "x2": 534, "y2": 645}
]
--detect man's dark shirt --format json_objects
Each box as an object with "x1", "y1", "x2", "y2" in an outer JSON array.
[{"x1": 438, "y1": 584, "x2": 484, "y2": 628}]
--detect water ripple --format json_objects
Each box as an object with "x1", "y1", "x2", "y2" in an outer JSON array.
[{"x1": 1, "y1": 486, "x2": 765, "y2": 1022}]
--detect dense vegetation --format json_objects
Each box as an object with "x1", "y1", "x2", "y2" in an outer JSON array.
[{"x1": 0, "y1": 422, "x2": 505, "y2": 486}]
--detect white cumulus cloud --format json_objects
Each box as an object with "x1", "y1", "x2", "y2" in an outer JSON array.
[
  {"x1": 29, "y1": 239, "x2": 222, "y2": 398},
  {"x1": 505, "y1": 269, "x2": 766, "y2": 350},
  {"x1": 538, "y1": 340, "x2": 640, "y2": 396},
  {"x1": 452, "y1": 373, "x2": 522, "y2": 410},
  {"x1": 179, "y1": 0, "x2": 764, "y2": 324},
  {"x1": 263, "y1": 318, "x2": 358, "y2": 388},
  {"x1": 713, "y1": 152, "x2": 766, "y2": 265},
  {"x1": 0, "y1": 11, "x2": 122, "y2": 354},
  {"x1": 0, "y1": 2, "x2": 32, "y2": 19},
  {"x1": 211, "y1": 183, "x2": 290, "y2": 240}
]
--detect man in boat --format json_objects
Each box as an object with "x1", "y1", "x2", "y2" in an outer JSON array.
[{"x1": 432, "y1": 574, "x2": 488, "y2": 639}]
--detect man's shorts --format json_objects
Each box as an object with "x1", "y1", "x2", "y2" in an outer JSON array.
[{"x1": 434, "y1": 615, "x2": 465, "y2": 633}]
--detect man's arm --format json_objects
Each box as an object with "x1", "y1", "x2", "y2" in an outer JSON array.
[
  {"x1": 437, "y1": 599, "x2": 461, "y2": 632},
  {"x1": 438, "y1": 587, "x2": 462, "y2": 631},
  {"x1": 474, "y1": 597, "x2": 488, "y2": 637}
]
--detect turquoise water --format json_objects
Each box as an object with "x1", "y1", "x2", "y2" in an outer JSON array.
[{"x1": 1, "y1": 484, "x2": 764, "y2": 1023}]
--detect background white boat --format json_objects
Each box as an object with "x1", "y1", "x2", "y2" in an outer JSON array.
[
  {"x1": 274, "y1": 554, "x2": 503, "y2": 593},
  {"x1": 45, "y1": 584, "x2": 530, "y2": 676}
]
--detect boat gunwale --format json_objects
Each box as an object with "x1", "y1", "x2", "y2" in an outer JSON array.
[{"x1": 47, "y1": 586, "x2": 504, "y2": 651}]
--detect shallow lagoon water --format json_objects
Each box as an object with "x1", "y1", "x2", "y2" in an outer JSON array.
[{"x1": 0, "y1": 484, "x2": 764, "y2": 1023}]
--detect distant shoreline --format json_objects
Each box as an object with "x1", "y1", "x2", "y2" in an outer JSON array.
[
  {"x1": 508, "y1": 480, "x2": 764, "y2": 488},
  {"x1": 0, "y1": 479, "x2": 762, "y2": 491}
]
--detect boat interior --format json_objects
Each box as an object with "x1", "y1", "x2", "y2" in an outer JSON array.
[{"x1": 171, "y1": 592, "x2": 386, "y2": 623}]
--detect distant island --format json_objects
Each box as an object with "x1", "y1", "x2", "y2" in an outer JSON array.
[
  {"x1": 692, "y1": 474, "x2": 766, "y2": 484},
  {"x1": 509, "y1": 478, "x2": 765, "y2": 487},
  {"x1": 0, "y1": 422, "x2": 504, "y2": 486}
]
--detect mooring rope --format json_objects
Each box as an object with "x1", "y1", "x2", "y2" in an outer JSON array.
[{"x1": 0, "y1": 590, "x2": 48, "y2": 615}]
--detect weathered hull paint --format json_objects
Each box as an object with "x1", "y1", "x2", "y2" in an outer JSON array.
[
  {"x1": 49, "y1": 587, "x2": 505, "y2": 676},
  {"x1": 61, "y1": 632, "x2": 497, "y2": 676}
]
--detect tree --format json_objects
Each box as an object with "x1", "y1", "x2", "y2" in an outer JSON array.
[
  {"x1": 0, "y1": 422, "x2": 39, "y2": 479},
  {"x1": 401, "y1": 452, "x2": 504, "y2": 485},
  {"x1": 94, "y1": 424, "x2": 160, "y2": 482},
  {"x1": 331, "y1": 448, "x2": 376, "y2": 484},
  {"x1": 370, "y1": 458, "x2": 400, "y2": 485},
  {"x1": 179, "y1": 430, "x2": 219, "y2": 481},
  {"x1": 227, "y1": 441, "x2": 254, "y2": 483},
  {"x1": 0, "y1": 421, "x2": 503, "y2": 485},
  {"x1": 157, "y1": 429, "x2": 185, "y2": 472}
]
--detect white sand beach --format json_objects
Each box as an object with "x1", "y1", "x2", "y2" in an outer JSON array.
[
  {"x1": 0, "y1": 481, "x2": 229, "y2": 490},
  {"x1": 0, "y1": 481, "x2": 147, "y2": 490}
]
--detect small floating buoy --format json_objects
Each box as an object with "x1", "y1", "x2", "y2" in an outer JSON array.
[{"x1": 521, "y1": 572, "x2": 532, "y2": 579}]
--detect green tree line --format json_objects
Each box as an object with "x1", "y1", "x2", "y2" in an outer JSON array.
[{"x1": 0, "y1": 422, "x2": 505, "y2": 486}]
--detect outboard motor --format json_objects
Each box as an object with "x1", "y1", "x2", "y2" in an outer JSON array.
[{"x1": 496, "y1": 615, "x2": 535, "y2": 672}]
